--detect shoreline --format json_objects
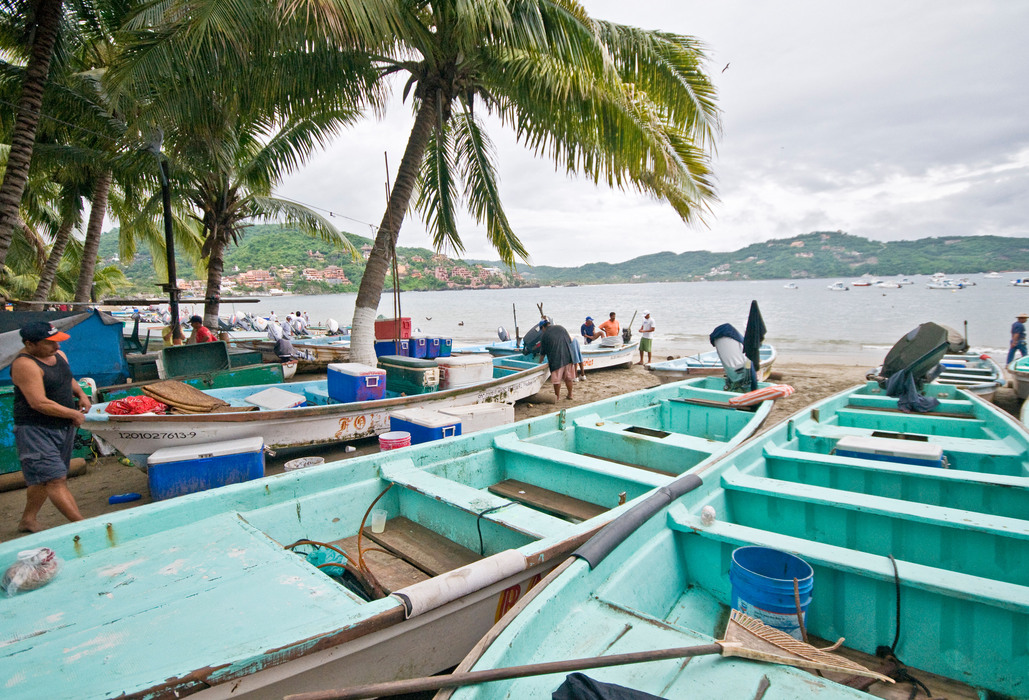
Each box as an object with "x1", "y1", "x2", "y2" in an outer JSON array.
[{"x1": 0, "y1": 358, "x2": 1018, "y2": 542}]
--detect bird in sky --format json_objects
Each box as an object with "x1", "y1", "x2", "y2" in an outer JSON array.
[{"x1": 722, "y1": 62, "x2": 730, "y2": 73}]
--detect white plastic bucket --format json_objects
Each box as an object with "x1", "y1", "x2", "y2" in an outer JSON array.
[
  {"x1": 284, "y1": 456, "x2": 325, "y2": 471},
  {"x1": 379, "y1": 431, "x2": 412, "y2": 451}
]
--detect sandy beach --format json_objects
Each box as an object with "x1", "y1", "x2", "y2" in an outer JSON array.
[{"x1": 0, "y1": 358, "x2": 1020, "y2": 543}]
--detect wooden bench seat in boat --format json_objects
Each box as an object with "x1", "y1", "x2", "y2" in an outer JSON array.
[
  {"x1": 327, "y1": 533, "x2": 429, "y2": 594},
  {"x1": 492, "y1": 433, "x2": 670, "y2": 487},
  {"x1": 844, "y1": 403, "x2": 979, "y2": 420},
  {"x1": 380, "y1": 460, "x2": 569, "y2": 539},
  {"x1": 760, "y1": 444, "x2": 1029, "y2": 518},
  {"x1": 488, "y1": 479, "x2": 607, "y2": 522},
  {"x1": 845, "y1": 393, "x2": 977, "y2": 415},
  {"x1": 719, "y1": 471, "x2": 1029, "y2": 585},
  {"x1": 362, "y1": 516, "x2": 481, "y2": 577}
]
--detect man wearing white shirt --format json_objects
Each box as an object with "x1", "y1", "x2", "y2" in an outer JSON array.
[{"x1": 637, "y1": 311, "x2": 655, "y2": 365}]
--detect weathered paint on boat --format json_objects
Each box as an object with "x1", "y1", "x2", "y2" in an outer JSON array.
[
  {"x1": 84, "y1": 357, "x2": 548, "y2": 463},
  {"x1": 645, "y1": 343, "x2": 776, "y2": 384},
  {"x1": 0, "y1": 376, "x2": 774, "y2": 699},
  {"x1": 446, "y1": 381, "x2": 1029, "y2": 699},
  {"x1": 99, "y1": 362, "x2": 286, "y2": 402}
]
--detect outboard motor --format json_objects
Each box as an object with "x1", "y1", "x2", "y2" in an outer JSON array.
[
  {"x1": 876, "y1": 322, "x2": 950, "y2": 412},
  {"x1": 521, "y1": 324, "x2": 544, "y2": 356},
  {"x1": 327, "y1": 318, "x2": 340, "y2": 335},
  {"x1": 709, "y1": 323, "x2": 752, "y2": 392},
  {"x1": 497, "y1": 326, "x2": 510, "y2": 342}
]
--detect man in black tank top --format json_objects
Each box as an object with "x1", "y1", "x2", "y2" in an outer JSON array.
[{"x1": 11, "y1": 321, "x2": 91, "y2": 532}]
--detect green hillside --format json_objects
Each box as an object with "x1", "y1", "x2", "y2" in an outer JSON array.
[{"x1": 98, "y1": 226, "x2": 1029, "y2": 295}]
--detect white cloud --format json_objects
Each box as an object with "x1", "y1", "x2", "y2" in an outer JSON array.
[{"x1": 275, "y1": 0, "x2": 1029, "y2": 265}]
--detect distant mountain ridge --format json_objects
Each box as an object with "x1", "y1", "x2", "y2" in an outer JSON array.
[
  {"x1": 100, "y1": 227, "x2": 1029, "y2": 292},
  {"x1": 488, "y1": 231, "x2": 1029, "y2": 283}
]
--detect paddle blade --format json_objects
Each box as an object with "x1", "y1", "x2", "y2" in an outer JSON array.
[{"x1": 720, "y1": 610, "x2": 893, "y2": 683}]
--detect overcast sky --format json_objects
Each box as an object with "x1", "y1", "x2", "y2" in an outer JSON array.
[{"x1": 275, "y1": 1, "x2": 1029, "y2": 267}]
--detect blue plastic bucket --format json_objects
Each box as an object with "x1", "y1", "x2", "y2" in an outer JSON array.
[{"x1": 729, "y1": 546, "x2": 813, "y2": 640}]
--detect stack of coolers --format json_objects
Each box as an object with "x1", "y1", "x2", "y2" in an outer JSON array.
[
  {"x1": 377, "y1": 355, "x2": 439, "y2": 395},
  {"x1": 435, "y1": 355, "x2": 495, "y2": 389},
  {"x1": 372, "y1": 317, "x2": 451, "y2": 358},
  {"x1": 327, "y1": 362, "x2": 387, "y2": 402}
]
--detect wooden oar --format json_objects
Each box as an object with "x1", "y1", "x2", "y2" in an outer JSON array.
[{"x1": 283, "y1": 611, "x2": 891, "y2": 700}]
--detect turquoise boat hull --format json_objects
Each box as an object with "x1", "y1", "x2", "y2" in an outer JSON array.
[
  {"x1": 0, "y1": 376, "x2": 775, "y2": 699},
  {"x1": 447, "y1": 381, "x2": 1029, "y2": 699}
]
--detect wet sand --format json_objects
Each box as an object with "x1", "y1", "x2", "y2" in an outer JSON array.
[{"x1": 0, "y1": 359, "x2": 1020, "y2": 542}]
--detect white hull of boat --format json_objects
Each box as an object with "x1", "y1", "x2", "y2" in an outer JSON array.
[
  {"x1": 646, "y1": 345, "x2": 776, "y2": 385},
  {"x1": 578, "y1": 341, "x2": 639, "y2": 370},
  {"x1": 932, "y1": 353, "x2": 1005, "y2": 403},
  {"x1": 85, "y1": 365, "x2": 548, "y2": 462}
]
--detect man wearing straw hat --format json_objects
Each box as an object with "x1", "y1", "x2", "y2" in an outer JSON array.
[
  {"x1": 11, "y1": 321, "x2": 90, "y2": 532},
  {"x1": 1008, "y1": 312, "x2": 1029, "y2": 365}
]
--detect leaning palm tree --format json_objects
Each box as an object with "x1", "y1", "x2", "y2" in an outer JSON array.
[{"x1": 346, "y1": 0, "x2": 720, "y2": 364}]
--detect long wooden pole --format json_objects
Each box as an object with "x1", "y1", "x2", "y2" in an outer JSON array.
[{"x1": 284, "y1": 643, "x2": 725, "y2": 700}]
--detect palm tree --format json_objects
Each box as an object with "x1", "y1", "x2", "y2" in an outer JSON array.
[
  {"x1": 0, "y1": 0, "x2": 67, "y2": 269},
  {"x1": 346, "y1": 0, "x2": 720, "y2": 363}
]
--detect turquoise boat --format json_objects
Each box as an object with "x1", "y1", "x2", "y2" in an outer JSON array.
[
  {"x1": 0, "y1": 376, "x2": 774, "y2": 699},
  {"x1": 443, "y1": 381, "x2": 1029, "y2": 700}
]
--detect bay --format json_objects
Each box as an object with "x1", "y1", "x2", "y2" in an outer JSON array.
[{"x1": 217, "y1": 273, "x2": 1029, "y2": 366}]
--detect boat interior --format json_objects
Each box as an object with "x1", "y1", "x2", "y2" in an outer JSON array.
[
  {"x1": 481, "y1": 381, "x2": 1028, "y2": 698},
  {"x1": 237, "y1": 377, "x2": 769, "y2": 599}
]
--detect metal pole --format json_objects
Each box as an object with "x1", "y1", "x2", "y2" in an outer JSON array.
[{"x1": 158, "y1": 157, "x2": 180, "y2": 336}]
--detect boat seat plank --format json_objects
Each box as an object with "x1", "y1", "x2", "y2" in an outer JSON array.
[
  {"x1": 762, "y1": 443, "x2": 1029, "y2": 488},
  {"x1": 798, "y1": 423, "x2": 1022, "y2": 457},
  {"x1": 491, "y1": 433, "x2": 670, "y2": 488},
  {"x1": 844, "y1": 403, "x2": 980, "y2": 420},
  {"x1": 380, "y1": 460, "x2": 574, "y2": 538},
  {"x1": 845, "y1": 393, "x2": 975, "y2": 413},
  {"x1": 668, "y1": 506, "x2": 1029, "y2": 611},
  {"x1": 667, "y1": 396, "x2": 755, "y2": 412},
  {"x1": 488, "y1": 479, "x2": 608, "y2": 522},
  {"x1": 327, "y1": 534, "x2": 429, "y2": 593},
  {"x1": 362, "y1": 516, "x2": 481, "y2": 577},
  {"x1": 581, "y1": 452, "x2": 677, "y2": 476},
  {"x1": 722, "y1": 472, "x2": 1029, "y2": 539},
  {"x1": 571, "y1": 416, "x2": 724, "y2": 453}
]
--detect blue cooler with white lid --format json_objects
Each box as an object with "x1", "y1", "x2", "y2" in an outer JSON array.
[
  {"x1": 146, "y1": 436, "x2": 265, "y2": 501},
  {"x1": 389, "y1": 407, "x2": 462, "y2": 444},
  {"x1": 408, "y1": 337, "x2": 428, "y2": 359},
  {"x1": 834, "y1": 435, "x2": 944, "y2": 468},
  {"x1": 374, "y1": 339, "x2": 410, "y2": 357},
  {"x1": 327, "y1": 362, "x2": 387, "y2": 403}
]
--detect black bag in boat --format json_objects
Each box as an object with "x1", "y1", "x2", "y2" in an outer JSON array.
[{"x1": 552, "y1": 673, "x2": 665, "y2": 700}]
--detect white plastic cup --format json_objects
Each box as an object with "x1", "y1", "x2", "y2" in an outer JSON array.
[{"x1": 371, "y1": 509, "x2": 387, "y2": 533}]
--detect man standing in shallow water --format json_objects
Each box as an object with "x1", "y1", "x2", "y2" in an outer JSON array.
[{"x1": 11, "y1": 322, "x2": 89, "y2": 532}]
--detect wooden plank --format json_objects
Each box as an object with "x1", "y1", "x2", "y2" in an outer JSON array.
[
  {"x1": 362, "y1": 516, "x2": 481, "y2": 577},
  {"x1": 489, "y1": 479, "x2": 608, "y2": 522},
  {"x1": 844, "y1": 403, "x2": 977, "y2": 420},
  {"x1": 328, "y1": 535, "x2": 429, "y2": 594},
  {"x1": 583, "y1": 452, "x2": 677, "y2": 477}
]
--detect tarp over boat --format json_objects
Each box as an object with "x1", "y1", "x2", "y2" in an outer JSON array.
[{"x1": 0, "y1": 309, "x2": 129, "y2": 386}]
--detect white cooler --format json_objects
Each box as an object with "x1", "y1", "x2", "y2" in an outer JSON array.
[
  {"x1": 245, "y1": 387, "x2": 306, "y2": 410},
  {"x1": 438, "y1": 403, "x2": 515, "y2": 433},
  {"x1": 833, "y1": 435, "x2": 945, "y2": 468},
  {"x1": 436, "y1": 355, "x2": 495, "y2": 389}
]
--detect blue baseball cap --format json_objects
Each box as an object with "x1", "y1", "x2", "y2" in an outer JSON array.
[{"x1": 585, "y1": 316, "x2": 593, "y2": 321}]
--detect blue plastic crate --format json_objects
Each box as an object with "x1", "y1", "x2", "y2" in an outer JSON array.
[{"x1": 147, "y1": 437, "x2": 265, "y2": 501}]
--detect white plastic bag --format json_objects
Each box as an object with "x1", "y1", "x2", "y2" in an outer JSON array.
[{"x1": 2, "y1": 547, "x2": 60, "y2": 596}]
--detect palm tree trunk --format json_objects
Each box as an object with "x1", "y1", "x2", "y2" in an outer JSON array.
[
  {"x1": 0, "y1": 0, "x2": 64, "y2": 269},
  {"x1": 74, "y1": 169, "x2": 112, "y2": 302},
  {"x1": 31, "y1": 213, "x2": 75, "y2": 301},
  {"x1": 350, "y1": 92, "x2": 438, "y2": 365},
  {"x1": 203, "y1": 236, "x2": 224, "y2": 330}
]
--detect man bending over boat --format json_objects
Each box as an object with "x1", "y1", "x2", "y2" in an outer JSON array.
[{"x1": 537, "y1": 318, "x2": 576, "y2": 400}]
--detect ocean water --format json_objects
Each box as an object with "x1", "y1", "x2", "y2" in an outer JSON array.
[{"x1": 217, "y1": 273, "x2": 1029, "y2": 367}]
